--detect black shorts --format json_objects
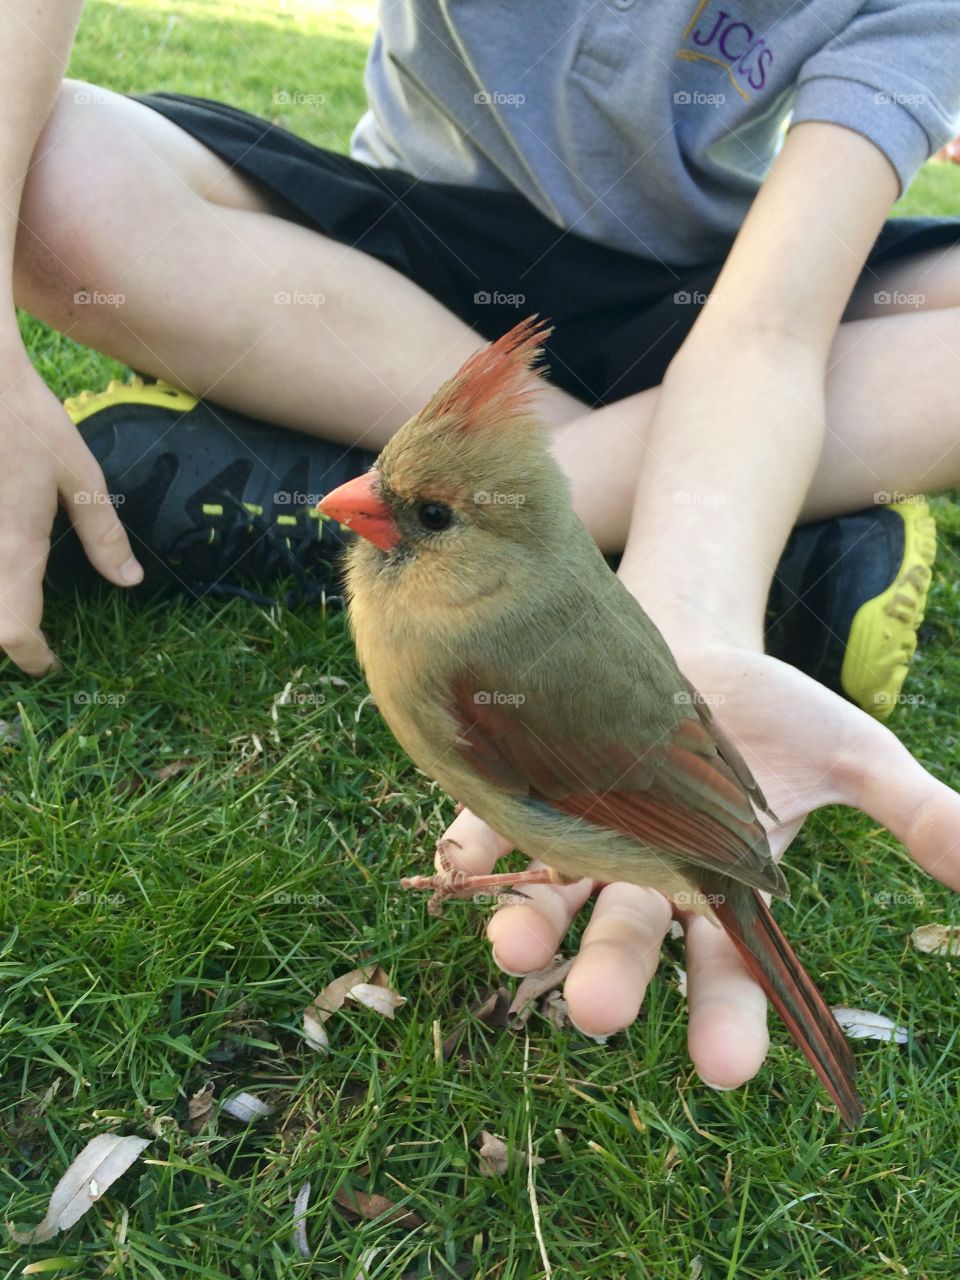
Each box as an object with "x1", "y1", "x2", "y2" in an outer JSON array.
[{"x1": 139, "y1": 92, "x2": 960, "y2": 407}]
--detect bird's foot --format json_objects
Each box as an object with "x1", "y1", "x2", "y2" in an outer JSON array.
[{"x1": 400, "y1": 855, "x2": 560, "y2": 917}]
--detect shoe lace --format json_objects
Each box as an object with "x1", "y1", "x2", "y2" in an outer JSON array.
[{"x1": 168, "y1": 492, "x2": 344, "y2": 609}]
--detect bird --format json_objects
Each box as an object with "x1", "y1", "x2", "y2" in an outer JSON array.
[{"x1": 317, "y1": 316, "x2": 863, "y2": 1127}]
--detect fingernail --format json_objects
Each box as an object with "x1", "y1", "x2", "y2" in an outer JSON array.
[
  {"x1": 568, "y1": 1015, "x2": 612, "y2": 1045},
  {"x1": 491, "y1": 945, "x2": 528, "y2": 978},
  {"x1": 119, "y1": 557, "x2": 144, "y2": 585},
  {"x1": 700, "y1": 1078, "x2": 736, "y2": 1092}
]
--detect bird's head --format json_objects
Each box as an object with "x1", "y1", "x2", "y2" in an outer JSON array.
[{"x1": 318, "y1": 317, "x2": 571, "y2": 610}]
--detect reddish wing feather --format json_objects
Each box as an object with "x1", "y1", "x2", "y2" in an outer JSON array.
[
  {"x1": 449, "y1": 676, "x2": 786, "y2": 897},
  {"x1": 557, "y1": 778, "x2": 768, "y2": 879},
  {"x1": 708, "y1": 881, "x2": 863, "y2": 1126},
  {"x1": 680, "y1": 675, "x2": 777, "y2": 821}
]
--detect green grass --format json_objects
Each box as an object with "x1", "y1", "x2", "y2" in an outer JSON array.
[
  {"x1": 4, "y1": 3, "x2": 960, "y2": 1276},
  {"x1": 895, "y1": 160, "x2": 960, "y2": 218}
]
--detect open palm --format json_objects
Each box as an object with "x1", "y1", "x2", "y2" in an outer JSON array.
[{"x1": 436, "y1": 646, "x2": 960, "y2": 1089}]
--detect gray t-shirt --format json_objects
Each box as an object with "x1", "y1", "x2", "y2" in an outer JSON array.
[{"x1": 351, "y1": 0, "x2": 960, "y2": 265}]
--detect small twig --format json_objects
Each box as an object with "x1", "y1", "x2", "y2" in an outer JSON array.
[{"x1": 524, "y1": 1031, "x2": 552, "y2": 1279}]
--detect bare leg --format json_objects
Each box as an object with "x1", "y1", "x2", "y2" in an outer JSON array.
[
  {"x1": 14, "y1": 81, "x2": 582, "y2": 454},
  {"x1": 555, "y1": 274, "x2": 960, "y2": 550}
]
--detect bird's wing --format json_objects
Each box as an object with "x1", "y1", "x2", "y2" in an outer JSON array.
[
  {"x1": 678, "y1": 673, "x2": 779, "y2": 825},
  {"x1": 448, "y1": 669, "x2": 787, "y2": 899}
]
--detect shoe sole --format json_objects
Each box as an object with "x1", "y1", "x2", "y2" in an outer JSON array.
[
  {"x1": 840, "y1": 499, "x2": 937, "y2": 720},
  {"x1": 64, "y1": 376, "x2": 199, "y2": 423}
]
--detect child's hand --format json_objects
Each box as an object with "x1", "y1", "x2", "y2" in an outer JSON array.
[
  {"x1": 436, "y1": 646, "x2": 960, "y2": 1089},
  {"x1": 0, "y1": 356, "x2": 143, "y2": 673}
]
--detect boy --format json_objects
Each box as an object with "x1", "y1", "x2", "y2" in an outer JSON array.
[{"x1": 8, "y1": 0, "x2": 960, "y2": 1092}]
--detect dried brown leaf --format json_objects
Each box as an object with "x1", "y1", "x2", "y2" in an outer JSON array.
[
  {"x1": 475, "y1": 987, "x2": 512, "y2": 1029},
  {"x1": 303, "y1": 965, "x2": 395, "y2": 1052},
  {"x1": 347, "y1": 982, "x2": 406, "y2": 1019},
  {"x1": 221, "y1": 1091, "x2": 275, "y2": 1122},
  {"x1": 508, "y1": 957, "x2": 572, "y2": 1021},
  {"x1": 303, "y1": 1006, "x2": 330, "y2": 1054},
  {"x1": 311, "y1": 965, "x2": 387, "y2": 1021},
  {"x1": 441, "y1": 987, "x2": 511, "y2": 1060},
  {"x1": 332, "y1": 1186, "x2": 424, "y2": 1229},
  {"x1": 477, "y1": 1130, "x2": 545, "y2": 1178},
  {"x1": 187, "y1": 1081, "x2": 215, "y2": 1134},
  {"x1": 477, "y1": 1131, "x2": 510, "y2": 1177},
  {"x1": 154, "y1": 758, "x2": 194, "y2": 781},
  {"x1": 911, "y1": 923, "x2": 960, "y2": 955},
  {"x1": 542, "y1": 991, "x2": 569, "y2": 1030},
  {"x1": 292, "y1": 1181, "x2": 311, "y2": 1259},
  {"x1": 114, "y1": 774, "x2": 144, "y2": 798},
  {"x1": 0, "y1": 716, "x2": 22, "y2": 744},
  {"x1": 144, "y1": 1113, "x2": 179, "y2": 1141},
  {"x1": 831, "y1": 1008, "x2": 909, "y2": 1044},
  {"x1": 7, "y1": 1134, "x2": 150, "y2": 1245}
]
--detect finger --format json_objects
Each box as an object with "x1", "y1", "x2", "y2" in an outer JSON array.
[
  {"x1": 0, "y1": 538, "x2": 57, "y2": 675},
  {"x1": 437, "y1": 809, "x2": 593, "y2": 974},
  {"x1": 562, "y1": 884, "x2": 673, "y2": 1038},
  {"x1": 684, "y1": 911, "x2": 769, "y2": 1089},
  {"x1": 485, "y1": 860, "x2": 595, "y2": 975},
  {"x1": 60, "y1": 455, "x2": 143, "y2": 587},
  {"x1": 436, "y1": 806, "x2": 513, "y2": 875},
  {"x1": 841, "y1": 720, "x2": 960, "y2": 891}
]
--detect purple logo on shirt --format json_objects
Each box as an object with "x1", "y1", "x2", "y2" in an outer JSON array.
[{"x1": 678, "y1": 3, "x2": 773, "y2": 95}]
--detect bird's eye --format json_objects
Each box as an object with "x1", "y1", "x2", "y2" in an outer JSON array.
[{"x1": 417, "y1": 501, "x2": 453, "y2": 532}]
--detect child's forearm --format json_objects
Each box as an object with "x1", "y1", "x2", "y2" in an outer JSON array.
[
  {"x1": 616, "y1": 122, "x2": 898, "y2": 652},
  {"x1": 617, "y1": 327, "x2": 825, "y2": 652},
  {"x1": 0, "y1": 2, "x2": 84, "y2": 314}
]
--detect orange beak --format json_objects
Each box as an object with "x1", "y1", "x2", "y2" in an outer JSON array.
[{"x1": 316, "y1": 471, "x2": 401, "y2": 552}]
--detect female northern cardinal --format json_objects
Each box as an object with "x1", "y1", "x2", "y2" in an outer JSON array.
[{"x1": 318, "y1": 317, "x2": 862, "y2": 1127}]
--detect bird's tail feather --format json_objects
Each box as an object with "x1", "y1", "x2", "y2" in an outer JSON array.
[{"x1": 708, "y1": 882, "x2": 863, "y2": 1128}]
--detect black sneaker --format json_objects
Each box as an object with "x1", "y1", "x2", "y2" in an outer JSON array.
[
  {"x1": 765, "y1": 500, "x2": 936, "y2": 720},
  {"x1": 46, "y1": 378, "x2": 376, "y2": 608}
]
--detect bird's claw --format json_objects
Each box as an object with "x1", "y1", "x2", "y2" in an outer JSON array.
[
  {"x1": 400, "y1": 852, "x2": 556, "y2": 916},
  {"x1": 400, "y1": 868, "x2": 529, "y2": 915}
]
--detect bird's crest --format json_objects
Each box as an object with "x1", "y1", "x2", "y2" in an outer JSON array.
[{"x1": 422, "y1": 316, "x2": 552, "y2": 431}]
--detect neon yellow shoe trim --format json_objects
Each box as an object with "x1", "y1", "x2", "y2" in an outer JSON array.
[
  {"x1": 840, "y1": 499, "x2": 937, "y2": 720},
  {"x1": 64, "y1": 375, "x2": 199, "y2": 425}
]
